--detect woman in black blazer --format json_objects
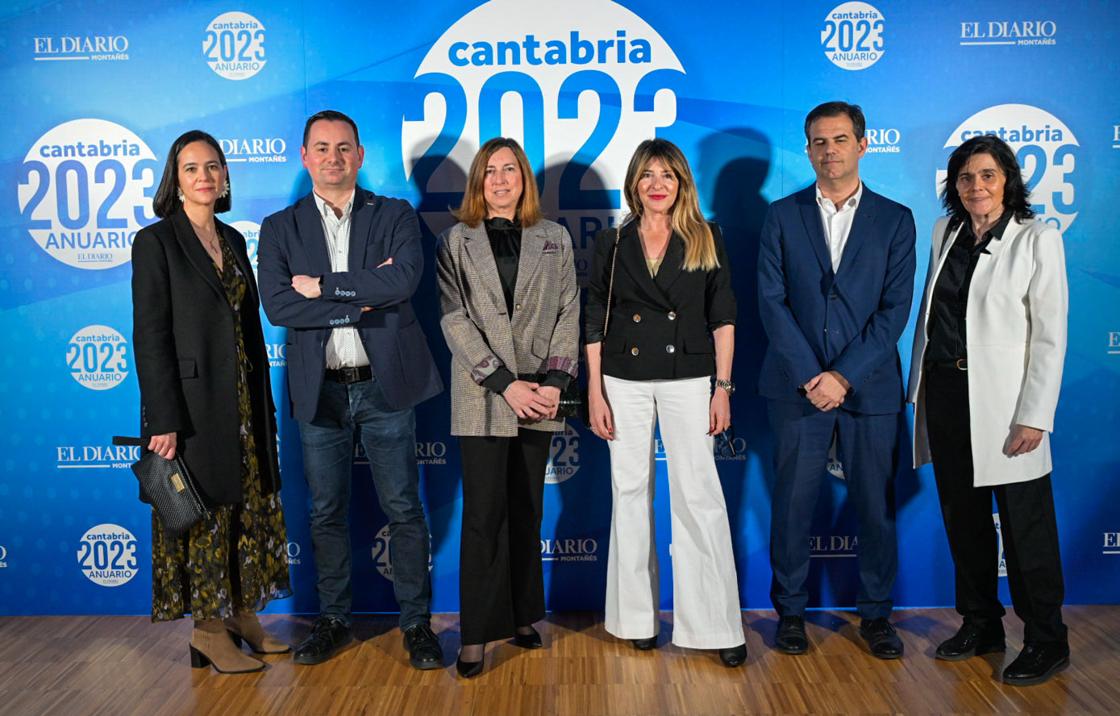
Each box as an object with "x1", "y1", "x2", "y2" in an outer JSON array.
[
  {"x1": 131, "y1": 130, "x2": 290, "y2": 673},
  {"x1": 584, "y1": 139, "x2": 746, "y2": 666}
]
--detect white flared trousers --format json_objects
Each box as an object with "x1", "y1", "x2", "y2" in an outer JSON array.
[{"x1": 602, "y1": 375, "x2": 745, "y2": 649}]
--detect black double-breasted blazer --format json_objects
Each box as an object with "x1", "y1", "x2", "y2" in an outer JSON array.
[
  {"x1": 131, "y1": 210, "x2": 280, "y2": 505},
  {"x1": 584, "y1": 220, "x2": 736, "y2": 381}
]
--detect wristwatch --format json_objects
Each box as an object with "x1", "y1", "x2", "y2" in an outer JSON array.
[{"x1": 714, "y1": 378, "x2": 735, "y2": 395}]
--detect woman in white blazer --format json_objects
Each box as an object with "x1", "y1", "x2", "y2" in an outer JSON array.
[{"x1": 908, "y1": 135, "x2": 1068, "y2": 686}]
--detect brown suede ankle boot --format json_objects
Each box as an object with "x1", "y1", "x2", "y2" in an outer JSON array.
[
  {"x1": 223, "y1": 611, "x2": 290, "y2": 654},
  {"x1": 190, "y1": 619, "x2": 266, "y2": 673}
]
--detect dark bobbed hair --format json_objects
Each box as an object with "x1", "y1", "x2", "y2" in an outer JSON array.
[
  {"x1": 941, "y1": 134, "x2": 1034, "y2": 222},
  {"x1": 804, "y1": 101, "x2": 866, "y2": 142},
  {"x1": 152, "y1": 130, "x2": 231, "y2": 218},
  {"x1": 454, "y1": 137, "x2": 542, "y2": 228},
  {"x1": 302, "y1": 109, "x2": 360, "y2": 147}
]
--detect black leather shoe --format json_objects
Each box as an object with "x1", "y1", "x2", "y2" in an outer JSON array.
[
  {"x1": 1002, "y1": 642, "x2": 1069, "y2": 686},
  {"x1": 631, "y1": 637, "x2": 657, "y2": 650},
  {"x1": 293, "y1": 616, "x2": 353, "y2": 665},
  {"x1": 719, "y1": 643, "x2": 747, "y2": 667},
  {"x1": 859, "y1": 618, "x2": 903, "y2": 660},
  {"x1": 402, "y1": 623, "x2": 443, "y2": 670},
  {"x1": 456, "y1": 652, "x2": 484, "y2": 678},
  {"x1": 513, "y1": 625, "x2": 543, "y2": 649},
  {"x1": 775, "y1": 615, "x2": 808, "y2": 655},
  {"x1": 935, "y1": 621, "x2": 1005, "y2": 661}
]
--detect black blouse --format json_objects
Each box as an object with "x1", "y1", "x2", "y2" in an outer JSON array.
[
  {"x1": 479, "y1": 217, "x2": 571, "y2": 395},
  {"x1": 925, "y1": 212, "x2": 1012, "y2": 364}
]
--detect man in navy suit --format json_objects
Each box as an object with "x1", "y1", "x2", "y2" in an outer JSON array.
[
  {"x1": 758, "y1": 102, "x2": 916, "y2": 659},
  {"x1": 258, "y1": 110, "x2": 443, "y2": 668}
]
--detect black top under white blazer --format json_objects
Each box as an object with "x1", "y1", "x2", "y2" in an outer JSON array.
[{"x1": 584, "y1": 220, "x2": 736, "y2": 381}]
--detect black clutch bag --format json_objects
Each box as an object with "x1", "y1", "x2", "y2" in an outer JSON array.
[
  {"x1": 555, "y1": 380, "x2": 587, "y2": 422},
  {"x1": 112, "y1": 436, "x2": 211, "y2": 538}
]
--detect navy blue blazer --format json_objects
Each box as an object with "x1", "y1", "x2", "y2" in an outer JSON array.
[
  {"x1": 257, "y1": 187, "x2": 443, "y2": 422},
  {"x1": 757, "y1": 185, "x2": 916, "y2": 415}
]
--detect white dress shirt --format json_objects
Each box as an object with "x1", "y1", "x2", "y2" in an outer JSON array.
[
  {"x1": 815, "y1": 182, "x2": 863, "y2": 273},
  {"x1": 313, "y1": 191, "x2": 370, "y2": 369}
]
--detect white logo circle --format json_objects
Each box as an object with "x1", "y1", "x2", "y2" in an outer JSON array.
[
  {"x1": 0, "y1": 545, "x2": 8, "y2": 563},
  {"x1": 546, "y1": 423, "x2": 581, "y2": 484},
  {"x1": 17, "y1": 118, "x2": 157, "y2": 270},
  {"x1": 204, "y1": 12, "x2": 266, "y2": 80},
  {"x1": 940, "y1": 104, "x2": 1079, "y2": 233},
  {"x1": 229, "y1": 220, "x2": 260, "y2": 273},
  {"x1": 77, "y1": 523, "x2": 138, "y2": 587},
  {"x1": 821, "y1": 2, "x2": 885, "y2": 71},
  {"x1": 67, "y1": 325, "x2": 129, "y2": 391},
  {"x1": 370, "y1": 525, "x2": 433, "y2": 581}
]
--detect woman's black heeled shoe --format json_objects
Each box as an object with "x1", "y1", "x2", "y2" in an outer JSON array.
[
  {"x1": 512, "y1": 626, "x2": 543, "y2": 649},
  {"x1": 456, "y1": 653, "x2": 484, "y2": 678},
  {"x1": 719, "y1": 643, "x2": 747, "y2": 667},
  {"x1": 631, "y1": 637, "x2": 657, "y2": 650}
]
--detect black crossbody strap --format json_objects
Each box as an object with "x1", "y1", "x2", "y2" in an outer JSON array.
[{"x1": 603, "y1": 227, "x2": 621, "y2": 337}]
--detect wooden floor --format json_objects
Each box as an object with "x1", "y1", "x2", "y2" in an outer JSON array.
[{"x1": 1, "y1": 607, "x2": 1118, "y2": 715}]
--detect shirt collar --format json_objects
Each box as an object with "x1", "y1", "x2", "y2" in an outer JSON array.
[
  {"x1": 313, "y1": 190, "x2": 355, "y2": 221},
  {"x1": 815, "y1": 181, "x2": 863, "y2": 212}
]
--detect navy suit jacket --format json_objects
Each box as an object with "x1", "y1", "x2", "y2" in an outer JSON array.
[
  {"x1": 757, "y1": 185, "x2": 916, "y2": 415},
  {"x1": 257, "y1": 187, "x2": 443, "y2": 422}
]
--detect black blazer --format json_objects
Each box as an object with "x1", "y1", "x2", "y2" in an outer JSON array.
[
  {"x1": 584, "y1": 220, "x2": 736, "y2": 381},
  {"x1": 131, "y1": 210, "x2": 280, "y2": 505}
]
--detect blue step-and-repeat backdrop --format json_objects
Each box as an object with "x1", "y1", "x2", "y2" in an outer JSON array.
[{"x1": 1, "y1": 1, "x2": 1117, "y2": 616}]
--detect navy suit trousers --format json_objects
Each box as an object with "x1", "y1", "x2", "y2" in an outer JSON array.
[{"x1": 767, "y1": 399, "x2": 899, "y2": 620}]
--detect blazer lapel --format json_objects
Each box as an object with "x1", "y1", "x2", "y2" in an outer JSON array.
[
  {"x1": 513, "y1": 223, "x2": 546, "y2": 307},
  {"x1": 652, "y1": 233, "x2": 684, "y2": 293},
  {"x1": 796, "y1": 190, "x2": 832, "y2": 275},
  {"x1": 347, "y1": 190, "x2": 374, "y2": 269},
  {"x1": 170, "y1": 210, "x2": 224, "y2": 301},
  {"x1": 462, "y1": 223, "x2": 507, "y2": 312},
  {"x1": 835, "y1": 191, "x2": 876, "y2": 276},
  {"x1": 294, "y1": 194, "x2": 333, "y2": 274},
  {"x1": 617, "y1": 223, "x2": 672, "y2": 309}
]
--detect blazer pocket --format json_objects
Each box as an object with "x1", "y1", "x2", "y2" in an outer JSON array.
[
  {"x1": 683, "y1": 335, "x2": 714, "y2": 355},
  {"x1": 178, "y1": 358, "x2": 198, "y2": 379},
  {"x1": 532, "y1": 336, "x2": 551, "y2": 361}
]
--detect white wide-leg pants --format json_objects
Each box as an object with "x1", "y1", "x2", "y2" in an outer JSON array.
[{"x1": 602, "y1": 375, "x2": 745, "y2": 649}]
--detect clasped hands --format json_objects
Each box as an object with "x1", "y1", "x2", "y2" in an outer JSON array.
[
  {"x1": 803, "y1": 370, "x2": 849, "y2": 411},
  {"x1": 292, "y1": 257, "x2": 393, "y2": 312},
  {"x1": 503, "y1": 381, "x2": 561, "y2": 421}
]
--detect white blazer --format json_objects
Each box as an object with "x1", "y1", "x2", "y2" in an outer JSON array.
[{"x1": 907, "y1": 215, "x2": 1068, "y2": 487}]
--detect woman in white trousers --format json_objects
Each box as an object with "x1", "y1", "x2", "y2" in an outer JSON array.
[{"x1": 584, "y1": 139, "x2": 746, "y2": 667}]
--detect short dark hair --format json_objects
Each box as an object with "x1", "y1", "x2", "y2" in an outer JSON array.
[
  {"x1": 152, "y1": 130, "x2": 231, "y2": 219},
  {"x1": 804, "y1": 101, "x2": 866, "y2": 142},
  {"x1": 941, "y1": 134, "x2": 1034, "y2": 222},
  {"x1": 302, "y1": 110, "x2": 360, "y2": 147}
]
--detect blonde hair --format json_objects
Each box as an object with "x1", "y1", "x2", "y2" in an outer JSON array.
[
  {"x1": 622, "y1": 139, "x2": 718, "y2": 271},
  {"x1": 454, "y1": 137, "x2": 542, "y2": 228}
]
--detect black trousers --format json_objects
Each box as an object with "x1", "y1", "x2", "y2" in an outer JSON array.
[
  {"x1": 925, "y1": 365, "x2": 1067, "y2": 645},
  {"x1": 458, "y1": 429, "x2": 552, "y2": 645}
]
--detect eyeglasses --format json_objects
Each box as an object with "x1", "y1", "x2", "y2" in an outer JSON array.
[{"x1": 715, "y1": 424, "x2": 738, "y2": 459}]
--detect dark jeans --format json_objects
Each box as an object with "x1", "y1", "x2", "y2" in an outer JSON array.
[
  {"x1": 925, "y1": 364, "x2": 1067, "y2": 645},
  {"x1": 458, "y1": 429, "x2": 552, "y2": 645},
  {"x1": 767, "y1": 399, "x2": 899, "y2": 620},
  {"x1": 299, "y1": 377, "x2": 431, "y2": 629}
]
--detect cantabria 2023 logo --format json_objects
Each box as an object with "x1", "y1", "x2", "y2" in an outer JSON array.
[
  {"x1": 18, "y1": 119, "x2": 157, "y2": 269},
  {"x1": 402, "y1": 0, "x2": 684, "y2": 277},
  {"x1": 939, "y1": 104, "x2": 1079, "y2": 233}
]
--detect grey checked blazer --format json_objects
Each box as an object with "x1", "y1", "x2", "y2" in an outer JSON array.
[{"x1": 437, "y1": 218, "x2": 580, "y2": 437}]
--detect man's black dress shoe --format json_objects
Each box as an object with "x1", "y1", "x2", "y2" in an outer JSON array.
[
  {"x1": 402, "y1": 623, "x2": 443, "y2": 670},
  {"x1": 456, "y1": 652, "x2": 484, "y2": 678},
  {"x1": 935, "y1": 621, "x2": 1005, "y2": 661},
  {"x1": 513, "y1": 625, "x2": 543, "y2": 649},
  {"x1": 631, "y1": 637, "x2": 657, "y2": 650},
  {"x1": 775, "y1": 615, "x2": 808, "y2": 655},
  {"x1": 1002, "y1": 642, "x2": 1069, "y2": 686},
  {"x1": 293, "y1": 616, "x2": 353, "y2": 665},
  {"x1": 719, "y1": 643, "x2": 747, "y2": 667},
  {"x1": 859, "y1": 618, "x2": 903, "y2": 660}
]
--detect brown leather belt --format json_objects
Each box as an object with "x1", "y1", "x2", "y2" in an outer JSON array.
[{"x1": 324, "y1": 365, "x2": 372, "y2": 383}]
